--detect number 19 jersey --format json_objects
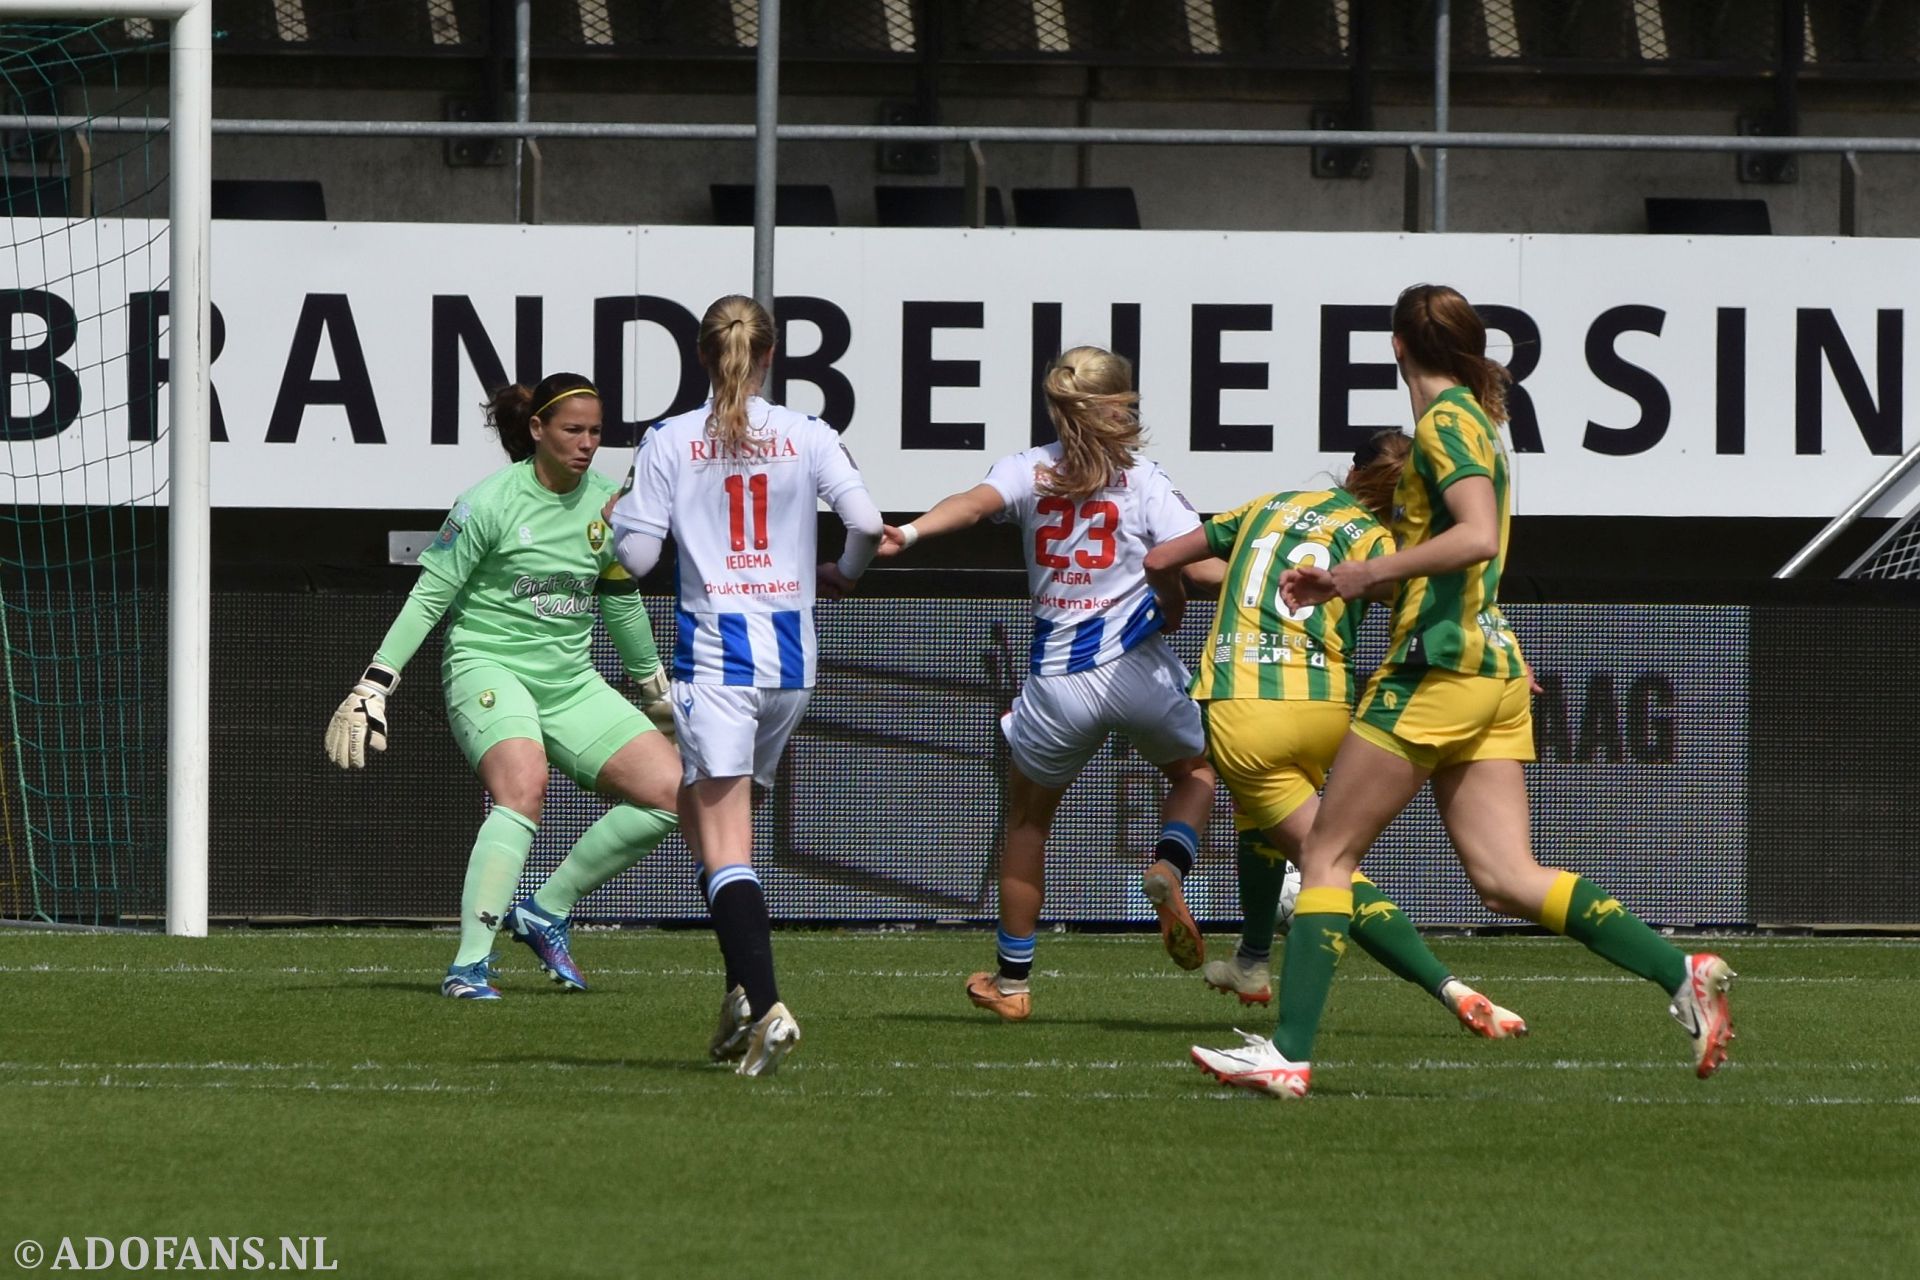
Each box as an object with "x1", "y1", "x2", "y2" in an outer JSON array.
[
  {"x1": 1190, "y1": 487, "x2": 1393, "y2": 704},
  {"x1": 983, "y1": 443, "x2": 1200, "y2": 677},
  {"x1": 616, "y1": 396, "x2": 869, "y2": 689}
]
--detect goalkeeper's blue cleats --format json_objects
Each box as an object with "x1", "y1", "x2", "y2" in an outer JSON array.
[
  {"x1": 506, "y1": 897, "x2": 587, "y2": 991},
  {"x1": 441, "y1": 956, "x2": 501, "y2": 1000}
]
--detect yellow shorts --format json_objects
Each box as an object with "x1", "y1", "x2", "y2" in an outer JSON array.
[
  {"x1": 1352, "y1": 664, "x2": 1535, "y2": 771},
  {"x1": 1202, "y1": 699, "x2": 1352, "y2": 830}
]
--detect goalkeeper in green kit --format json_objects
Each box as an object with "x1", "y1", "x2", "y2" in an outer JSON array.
[{"x1": 324, "y1": 373, "x2": 681, "y2": 999}]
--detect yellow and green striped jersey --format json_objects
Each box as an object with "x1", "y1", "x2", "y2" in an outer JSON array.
[
  {"x1": 1385, "y1": 386, "x2": 1526, "y2": 677},
  {"x1": 1191, "y1": 488, "x2": 1393, "y2": 703}
]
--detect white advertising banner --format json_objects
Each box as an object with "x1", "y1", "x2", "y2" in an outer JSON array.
[{"x1": 3, "y1": 222, "x2": 1915, "y2": 516}]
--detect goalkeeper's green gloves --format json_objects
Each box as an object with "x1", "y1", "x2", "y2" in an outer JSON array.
[
  {"x1": 632, "y1": 666, "x2": 675, "y2": 744},
  {"x1": 324, "y1": 662, "x2": 400, "y2": 769}
]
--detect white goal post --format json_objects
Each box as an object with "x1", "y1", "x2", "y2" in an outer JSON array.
[{"x1": 0, "y1": 1, "x2": 212, "y2": 935}]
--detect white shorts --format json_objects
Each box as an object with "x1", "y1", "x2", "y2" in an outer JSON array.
[
  {"x1": 671, "y1": 682, "x2": 812, "y2": 788},
  {"x1": 1000, "y1": 638, "x2": 1205, "y2": 789}
]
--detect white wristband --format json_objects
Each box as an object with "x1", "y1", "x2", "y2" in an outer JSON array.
[{"x1": 899, "y1": 522, "x2": 920, "y2": 549}]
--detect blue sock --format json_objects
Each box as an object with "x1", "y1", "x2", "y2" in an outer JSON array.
[
  {"x1": 1154, "y1": 821, "x2": 1199, "y2": 879},
  {"x1": 996, "y1": 927, "x2": 1036, "y2": 981},
  {"x1": 1238, "y1": 941, "x2": 1271, "y2": 965}
]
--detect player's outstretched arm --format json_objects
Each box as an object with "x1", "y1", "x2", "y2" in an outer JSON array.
[
  {"x1": 879, "y1": 483, "x2": 1006, "y2": 557},
  {"x1": 1142, "y1": 526, "x2": 1212, "y2": 575},
  {"x1": 326, "y1": 493, "x2": 492, "y2": 770},
  {"x1": 324, "y1": 569, "x2": 458, "y2": 769},
  {"x1": 1324, "y1": 474, "x2": 1500, "y2": 601}
]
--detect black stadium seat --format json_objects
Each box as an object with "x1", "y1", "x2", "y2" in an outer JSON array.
[
  {"x1": 1011, "y1": 187, "x2": 1141, "y2": 230},
  {"x1": 874, "y1": 185, "x2": 1007, "y2": 227},
  {"x1": 710, "y1": 183, "x2": 839, "y2": 227},
  {"x1": 211, "y1": 179, "x2": 327, "y2": 220},
  {"x1": 1645, "y1": 197, "x2": 1771, "y2": 235}
]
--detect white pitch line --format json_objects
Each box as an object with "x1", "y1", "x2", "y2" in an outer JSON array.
[
  {"x1": 4, "y1": 1074, "x2": 1916, "y2": 1108},
  {"x1": 1, "y1": 1056, "x2": 1905, "y2": 1077}
]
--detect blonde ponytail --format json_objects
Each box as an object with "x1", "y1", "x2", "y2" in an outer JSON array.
[
  {"x1": 698, "y1": 294, "x2": 776, "y2": 451},
  {"x1": 1039, "y1": 346, "x2": 1142, "y2": 501}
]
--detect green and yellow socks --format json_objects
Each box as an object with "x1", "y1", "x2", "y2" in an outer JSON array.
[
  {"x1": 455, "y1": 806, "x2": 538, "y2": 965},
  {"x1": 1237, "y1": 829, "x2": 1453, "y2": 1002},
  {"x1": 1273, "y1": 886, "x2": 1353, "y2": 1062},
  {"x1": 1348, "y1": 873, "x2": 1455, "y2": 998},
  {"x1": 1541, "y1": 871, "x2": 1687, "y2": 995},
  {"x1": 533, "y1": 805, "x2": 678, "y2": 917},
  {"x1": 1233, "y1": 827, "x2": 1287, "y2": 964}
]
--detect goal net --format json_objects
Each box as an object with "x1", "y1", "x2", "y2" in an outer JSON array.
[{"x1": 0, "y1": 10, "x2": 199, "y2": 927}]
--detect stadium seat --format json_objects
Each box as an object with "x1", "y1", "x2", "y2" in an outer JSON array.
[
  {"x1": 1011, "y1": 187, "x2": 1142, "y2": 229},
  {"x1": 710, "y1": 183, "x2": 840, "y2": 227},
  {"x1": 211, "y1": 179, "x2": 328, "y2": 221},
  {"x1": 1645, "y1": 197, "x2": 1771, "y2": 235},
  {"x1": 874, "y1": 185, "x2": 1008, "y2": 227},
  {"x1": 0, "y1": 173, "x2": 70, "y2": 216}
]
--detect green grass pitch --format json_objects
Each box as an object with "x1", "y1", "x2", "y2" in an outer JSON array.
[{"x1": 3, "y1": 929, "x2": 1917, "y2": 1278}]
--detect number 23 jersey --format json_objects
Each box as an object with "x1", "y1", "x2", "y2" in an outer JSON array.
[
  {"x1": 616, "y1": 396, "x2": 869, "y2": 688},
  {"x1": 984, "y1": 443, "x2": 1200, "y2": 677}
]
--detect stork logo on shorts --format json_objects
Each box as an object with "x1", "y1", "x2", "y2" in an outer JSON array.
[
  {"x1": 1383, "y1": 691, "x2": 1399, "y2": 709},
  {"x1": 478, "y1": 690, "x2": 496, "y2": 710},
  {"x1": 585, "y1": 519, "x2": 607, "y2": 552},
  {"x1": 518, "y1": 525, "x2": 534, "y2": 545}
]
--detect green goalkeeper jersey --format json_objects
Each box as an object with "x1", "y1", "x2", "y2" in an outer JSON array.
[{"x1": 409, "y1": 460, "x2": 637, "y2": 688}]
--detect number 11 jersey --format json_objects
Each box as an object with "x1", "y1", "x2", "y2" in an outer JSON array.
[
  {"x1": 984, "y1": 443, "x2": 1200, "y2": 677},
  {"x1": 618, "y1": 396, "x2": 868, "y2": 689}
]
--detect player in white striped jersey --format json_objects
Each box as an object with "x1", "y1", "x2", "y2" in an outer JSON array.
[
  {"x1": 610, "y1": 294, "x2": 882, "y2": 1075},
  {"x1": 879, "y1": 346, "x2": 1217, "y2": 1021}
]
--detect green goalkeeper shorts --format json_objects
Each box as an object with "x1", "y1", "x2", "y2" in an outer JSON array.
[{"x1": 443, "y1": 659, "x2": 653, "y2": 790}]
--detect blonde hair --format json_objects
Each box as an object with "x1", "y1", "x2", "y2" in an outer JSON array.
[
  {"x1": 1039, "y1": 346, "x2": 1142, "y2": 501},
  {"x1": 698, "y1": 294, "x2": 776, "y2": 451},
  {"x1": 1345, "y1": 429, "x2": 1413, "y2": 524}
]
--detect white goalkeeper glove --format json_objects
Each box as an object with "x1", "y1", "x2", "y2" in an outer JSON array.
[
  {"x1": 324, "y1": 662, "x2": 400, "y2": 770},
  {"x1": 632, "y1": 667, "x2": 675, "y2": 744}
]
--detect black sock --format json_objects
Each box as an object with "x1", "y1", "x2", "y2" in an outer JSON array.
[
  {"x1": 708, "y1": 867, "x2": 778, "y2": 1017},
  {"x1": 696, "y1": 865, "x2": 743, "y2": 992}
]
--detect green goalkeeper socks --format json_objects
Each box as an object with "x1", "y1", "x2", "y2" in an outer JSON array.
[
  {"x1": 1235, "y1": 828, "x2": 1287, "y2": 960},
  {"x1": 1348, "y1": 874, "x2": 1454, "y2": 998},
  {"x1": 1544, "y1": 871, "x2": 1688, "y2": 995},
  {"x1": 1273, "y1": 887, "x2": 1353, "y2": 1062},
  {"x1": 533, "y1": 805, "x2": 678, "y2": 917},
  {"x1": 455, "y1": 806, "x2": 538, "y2": 965}
]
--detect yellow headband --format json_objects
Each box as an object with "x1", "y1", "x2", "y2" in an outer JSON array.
[{"x1": 533, "y1": 386, "x2": 598, "y2": 418}]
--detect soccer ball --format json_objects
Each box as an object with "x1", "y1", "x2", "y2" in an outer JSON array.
[{"x1": 1275, "y1": 863, "x2": 1303, "y2": 934}]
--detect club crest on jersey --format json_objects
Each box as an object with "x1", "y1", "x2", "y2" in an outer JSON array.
[
  {"x1": 518, "y1": 525, "x2": 534, "y2": 546},
  {"x1": 585, "y1": 519, "x2": 607, "y2": 552},
  {"x1": 478, "y1": 690, "x2": 496, "y2": 710}
]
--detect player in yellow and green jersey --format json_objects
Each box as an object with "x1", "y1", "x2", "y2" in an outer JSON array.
[
  {"x1": 1192, "y1": 285, "x2": 1733, "y2": 1100},
  {"x1": 1147, "y1": 430, "x2": 1526, "y2": 1041},
  {"x1": 323, "y1": 373, "x2": 682, "y2": 999}
]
